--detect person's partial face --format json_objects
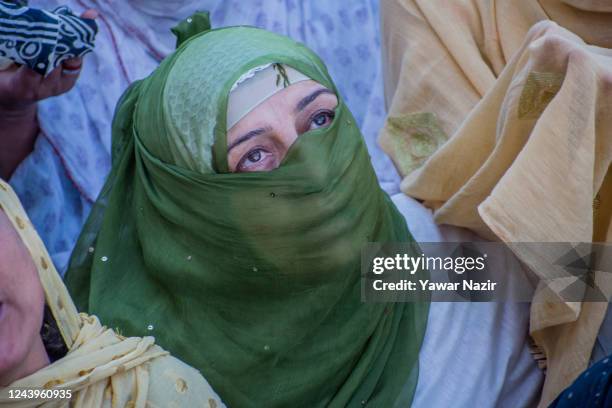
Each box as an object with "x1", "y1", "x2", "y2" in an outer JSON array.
[
  {"x1": 227, "y1": 80, "x2": 338, "y2": 173},
  {"x1": 0, "y1": 209, "x2": 45, "y2": 385}
]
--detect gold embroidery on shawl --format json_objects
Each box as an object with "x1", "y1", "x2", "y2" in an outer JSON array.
[
  {"x1": 384, "y1": 112, "x2": 448, "y2": 176},
  {"x1": 593, "y1": 193, "x2": 601, "y2": 215},
  {"x1": 175, "y1": 378, "x2": 188, "y2": 393},
  {"x1": 518, "y1": 72, "x2": 564, "y2": 119},
  {"x1": 43, "y1": 379, "x2": 64, "y2": 388},
  {"x1": 528, "y1": 336, "x2": 547, "y2": 370},
  {"x1": 78, "y1": 368, "x2": 94, "y2": 376},
  {"x1": 15, "y1": 215, "x2": 25, "y2": 229}
]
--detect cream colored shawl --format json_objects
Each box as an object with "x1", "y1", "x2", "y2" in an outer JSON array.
[
  {"x1": 0, "y1": 180, "x2": 225, "y2": 408},
  {"x1": 379, "y1": 1, "x2": 612, "y2": 406}
]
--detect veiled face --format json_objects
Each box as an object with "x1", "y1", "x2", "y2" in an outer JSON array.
[
  {"x1": 0, "y1": 210, "x2": 45, "y2": 385},
  {"x1": 226, "y1": 80, "x2": 338, "y2": 173}
]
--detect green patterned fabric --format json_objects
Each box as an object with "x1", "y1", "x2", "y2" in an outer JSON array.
[{"x1": 65, "y1": 13, "x2": 428, "y2": 408}]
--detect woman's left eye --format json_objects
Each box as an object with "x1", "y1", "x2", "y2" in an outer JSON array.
[
  {"x1": 308, "y1": 110, "x2": 335, "y2": 130},
  {"x1": 247, "y1": 149, "x2": 262, "y2": 163}
]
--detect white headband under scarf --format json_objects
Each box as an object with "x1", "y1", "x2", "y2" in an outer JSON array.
[{"x1": 226, "y1": 63, "x2": 310, "y2": 130}]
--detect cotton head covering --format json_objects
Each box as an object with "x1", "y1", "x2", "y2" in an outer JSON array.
[
  {"x1": 227, "y1": 63, "x2": 310, "y2": 129},
  {"x1": 0, "y1": 180, "x2": 225, "y2": 408},
  {"x1": 65, "y1": 13, "x2": 428, "y2": 408},
  {"x1": 135, "y1": 14, "x2": 343, "y2": 175}
]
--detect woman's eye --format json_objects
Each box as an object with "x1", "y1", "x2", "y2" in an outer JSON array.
[
  {"x1": 308, "y1": 110, "x2": 335, "y2": 130},
  {"x1": 247, "y1": 149, "x2": 262, "y2": 163},
  {"x1": 237, "y1": 148, "x2": 274, "y2": 172}
]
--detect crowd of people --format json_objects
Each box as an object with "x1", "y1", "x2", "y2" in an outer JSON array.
[{"x1": 0, "y1": 0, "x2": 610, "y2": 407}]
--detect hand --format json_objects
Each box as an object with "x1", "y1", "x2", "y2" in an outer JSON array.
[
  {"x1": 0, "y1": 9, "x2": 98, "y2": 112},
  {"x1": 0, "y1": 9, "x2": 98, "y2": 180}
]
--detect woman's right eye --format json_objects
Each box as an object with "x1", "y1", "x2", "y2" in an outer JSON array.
[
  {"x1": 247, "y1": 150, "x2": 262, "y2": 163},
  {"x1": 237, "y1": 147, "x2": 275, "y2": 172}
]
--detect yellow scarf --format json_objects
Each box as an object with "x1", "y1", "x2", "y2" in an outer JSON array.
[
  {"x1": 0, "y1": 180, "x2": 224, "y2": 408},
  {"x1": 379, "y1": 1, "x2": 612, "y2": 406}
]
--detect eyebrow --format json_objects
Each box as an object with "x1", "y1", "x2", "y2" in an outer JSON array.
[
  {"x1": 227, "y1": 88, "x2": 335, "y2": 153},
  {"x1": 295, "y1": 88, "x2": 335, "y2": 113},
  {"x1": 227, "y1": 127, "x2": 270, "y2": 152}
]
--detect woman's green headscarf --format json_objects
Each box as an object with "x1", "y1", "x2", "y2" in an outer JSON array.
[{"x1": 65, "y1": 13, "x2": 428, "y2": 408}]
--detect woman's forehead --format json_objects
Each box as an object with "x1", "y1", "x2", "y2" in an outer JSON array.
[
  {"x1": 227, "y1": 80, "x2": 335, "y2": 134},
  {"x1": 227, "y1": 64, "x2": 324, "y2": 130}
]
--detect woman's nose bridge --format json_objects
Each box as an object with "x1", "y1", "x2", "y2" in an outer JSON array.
[
  {"x1": 283, "y1": 126, "x2": 300, "y2": 151},
  {"x1": 271, "y1": 107, "x2": 300, "y2": 151}
]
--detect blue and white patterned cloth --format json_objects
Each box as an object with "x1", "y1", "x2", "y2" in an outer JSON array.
[
  {"x1": 0, "y1": 1, "x2": 98, "y2": 75},
  {"x1": 10, "y1": 0, "x2": 399, "y2": 273}
]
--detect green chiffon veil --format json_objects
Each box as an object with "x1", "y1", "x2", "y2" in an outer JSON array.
[{"x1": 65, "y1": 13, "x2": 429, "y2": 408}]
